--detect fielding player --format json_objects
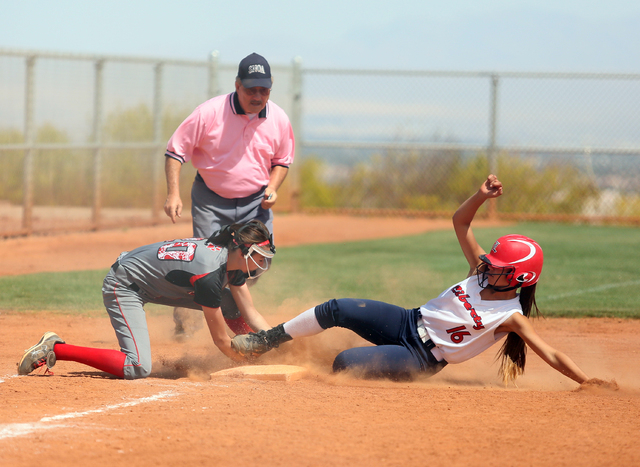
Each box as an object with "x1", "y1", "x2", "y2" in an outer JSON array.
[
  {"x1": 17, "y1": 220, "x2": 272, "y2": 379},
  {"x1": 164, "y1": 52, "x2": 295, "y2": 339},
  {"x1": 232, "y1": 175, "x2": 598, "y2": 386}
]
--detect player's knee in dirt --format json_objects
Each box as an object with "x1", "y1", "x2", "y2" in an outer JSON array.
[
  {"x1": 332, "y1": 351, "x2": 350, "y2": 373},
  {"x1": 125, "y1": 366, "x2": 152, "y2": 380},
  {"x1": 123, "y1": 358, "x2": 152, "y2": 380}
]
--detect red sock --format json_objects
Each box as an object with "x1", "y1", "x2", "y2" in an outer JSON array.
[
  {"x1": 224, "y1": 317, "x2": 253, "y2": 335},
  {"x1": 54, "y1": 343, "x2": 126, "y2": 379}
]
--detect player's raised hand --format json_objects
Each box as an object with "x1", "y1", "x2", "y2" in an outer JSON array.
[{"x1": 480, "y1": 174, "x2": 503, "y2": 198}]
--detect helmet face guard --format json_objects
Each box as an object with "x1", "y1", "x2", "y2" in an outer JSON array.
[
  {"x1": 222, "y1": 221, "x2": 276, "y2": 280},
  {"x1": 476, "y1": 262, "x2": 516, "y2": 290},
  {"x1": 478, "y1": 235, "x2": 544, "y2": 290},
  {"x1": 244, "y1": 238, "x2": 275, "y2": 259},
  {"x1": 243, "y1": 239, "x2": 275, "y2": 279}
]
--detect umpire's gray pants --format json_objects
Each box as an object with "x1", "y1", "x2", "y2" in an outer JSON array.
[
  {"x1": 187, "y1": 173, "x2": 272, "y2": 321},
  {"x1": 191, "y1": 173, "x2": 273, "y2": 238}
]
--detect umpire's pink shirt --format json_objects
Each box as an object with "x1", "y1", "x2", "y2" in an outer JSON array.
[{"x1": 166, "y1": 92, "x2": 295, "y2": 199}]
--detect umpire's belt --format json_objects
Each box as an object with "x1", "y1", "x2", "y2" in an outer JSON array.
[
  {"x1": 417, "y1": 317, "x2": 446, "y2": 363},
  {"x1": 195, "y1": 171, "x2": 266, "y2": 199},
  {"x1": 110, "y1": 259, "x2": 141, "y2": 293}
]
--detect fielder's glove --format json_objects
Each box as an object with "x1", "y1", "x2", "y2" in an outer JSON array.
[{"x1": 231, "y1": 331, "x2": 271, "y2": 358}]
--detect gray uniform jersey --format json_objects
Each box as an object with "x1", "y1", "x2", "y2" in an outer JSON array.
[
  {"x1": 103, "y1": 237, "x2": 248, "y2": 380},
  {"x1": 116, "y1": 238, "x2": 246, "y2": 309}
]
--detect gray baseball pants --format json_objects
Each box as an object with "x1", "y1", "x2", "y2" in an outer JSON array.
[{"x1": 104, "y1": 256, "x2": 199, "y2": 379}]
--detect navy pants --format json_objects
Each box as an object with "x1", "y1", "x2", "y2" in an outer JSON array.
[{"x1": 315, "y1": 299, "x2": 448, "y2": 381}]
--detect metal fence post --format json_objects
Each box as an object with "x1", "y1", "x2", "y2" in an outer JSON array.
[
  {"x1": 208, "y1": 51, "x2": 220, "y2": 99},
  {"x1": 289, "y1": 56, "x2": 303, "y2": 212},
  {"x1": 2, "y1": 48, "x2": 640, "y2": 232},
  {"x1": 92, "y1": 59, "x2": 104, "y2": 228},
  {"x1": 488, "y1": 74, "x2": 500, "y2": 220},
  {"x1": 22, "y1": 55, "x2": 36, "y2": 234},
  {"x1": 151, "y1": 61, "x2": 164, "y2": 222}
]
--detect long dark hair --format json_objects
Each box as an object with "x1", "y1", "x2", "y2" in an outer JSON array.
[
  {"x1": 207, "y1": 220, "x2": 271, "y2": 252},
  {"x1": 497, "y1": 283, "x2": 541, "y2": 384}
]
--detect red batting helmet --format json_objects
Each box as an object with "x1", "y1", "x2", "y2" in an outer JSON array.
[{"x1": 479, "y1": 234, "x2": 544, "y2": 288}]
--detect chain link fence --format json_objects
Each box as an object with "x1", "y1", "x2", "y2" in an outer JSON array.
[
  {"x1": 1, "y1": 48, "x2": 639, "y2": 236},
  {"x1": 299, "y1": 69, "x2": 640, "y2": 223}
]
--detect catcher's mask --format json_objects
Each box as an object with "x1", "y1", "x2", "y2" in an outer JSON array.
[{"x1": 477, "y1": 234, "x2": 543, "y2": 292}]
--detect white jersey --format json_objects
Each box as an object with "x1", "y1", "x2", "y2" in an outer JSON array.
[{"x1": 419, "y1": 277, "x2": 522, "y2": 364}]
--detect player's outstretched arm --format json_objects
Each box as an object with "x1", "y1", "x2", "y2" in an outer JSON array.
[
  {"x1": 230, "y1": 284, "x2": 272, "y2": 332},
  {"x1": 453, "y1": 174, "x2": 504, "y2": 276},
  {"x1": 202, "y1": 306, "x2": 243, "y2": 361},
  {"x1": 501, "y1": 313, "x2": 589, "y2": 384}
]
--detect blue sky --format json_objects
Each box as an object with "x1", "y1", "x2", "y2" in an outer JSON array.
[{"x1": 3, "y1": 0, "x2": 640, "y2": 72}]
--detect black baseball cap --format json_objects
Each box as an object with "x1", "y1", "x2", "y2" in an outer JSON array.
[{"x1": 237, "y1": 53, "x2": 272, "y2": 89}]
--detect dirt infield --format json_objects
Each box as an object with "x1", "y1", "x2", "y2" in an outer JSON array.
[{"x1": 1, "y1": 214, "x2": 638, "y2": 466}]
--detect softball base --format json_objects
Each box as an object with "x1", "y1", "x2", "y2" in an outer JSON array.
[{"x1": 210, "y1": 364, "x2": 308, "y2": 382}]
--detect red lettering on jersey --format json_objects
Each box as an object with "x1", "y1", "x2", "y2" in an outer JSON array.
[
  {"x1": 157, "y1": 241, "x2": 197, "y2": 261},
  {"x1": 451, "y1": 285, "x2": 485, "y2": 330},
  {"x1": 446, "y1": 325, "x2": 472, "y2": 344}
]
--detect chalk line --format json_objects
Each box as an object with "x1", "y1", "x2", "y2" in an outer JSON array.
[
  {"x1": 0, "y1": 375, "x2": 19, "y2": 384},
  {"x1": 0, "y1": 390, "x2": 177, "y2": 441}
]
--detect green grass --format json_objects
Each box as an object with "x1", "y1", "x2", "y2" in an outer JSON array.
[
  {"x1": 1, "y1": 223, "x2": 638, "y2": 318},
  {"x1": 0, "y1": 270, "x2": 107, "y2": 314}
]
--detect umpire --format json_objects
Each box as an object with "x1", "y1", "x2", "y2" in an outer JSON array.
[{"x1": 163, "y1": 52, "x2": 295, "y2": 338}]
